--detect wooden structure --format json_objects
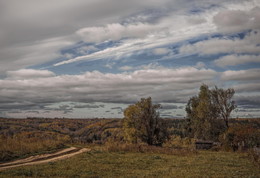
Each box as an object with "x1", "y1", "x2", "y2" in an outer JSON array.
[{"x1": 195, "y1": 140, "x2": 214, "y2": 150}]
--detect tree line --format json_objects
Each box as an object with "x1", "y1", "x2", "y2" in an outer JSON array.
[{"x1": 123, "y1": 84, "x2": 236, "y2": 145}]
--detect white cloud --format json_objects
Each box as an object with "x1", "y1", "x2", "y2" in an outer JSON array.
[
  {"x1": 7, "y1": 69, "x2": 55, "y2": 79},
  {"x1": 119, "y1": 63, "x2": 163, "y2": 71},
  {"x1": 214, "y1": 54, "x2": 260, "y2": 67},
  {"x1": 119, "y1": 66, "x2": 133, "y2": 71},
  {"x1": 152, "y1": 48, "x2": 171, "y2": 55},
  {"x1": 186, "y1": 16, "x2": 207, "y2": 25},
  {"x1": 1, "y1": 0, "x2": 259, "y2": 74},
  {"x1": 54, "y1": 16, "x2": 216, "y2": 66},
  {"x1": 233, "y1": 83, "x2": 260, "y2": 93},
  {"x1": 195, "y1": 62, "x2": 206, "y2": 69},
  {"x1": 76, "y1": 22, "x2": 156, "y2": 43},
  {"x1": 0, "y1": 36, "x2": 75, "y2": 75},
  {"x1": 221, "y1": 68, "x2": 260, "y2": 81},
  {"x1": 0, "y1": 0, "x2": 176, "y2": 75},
  {"x1": 179, "y1": 30, "x2": 260, "y2": 56}
]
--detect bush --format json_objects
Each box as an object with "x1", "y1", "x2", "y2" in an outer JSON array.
[
  {"x1": 163, "y1": 136, "x2": 195, "y2": 149},
  {"x1": 220, "y1": 125, "x2": 260, "y2": 151}
]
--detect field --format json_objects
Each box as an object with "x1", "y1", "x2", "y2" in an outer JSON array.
[
  {"x1": 0, "y1": 149, "x2": 259, "y2": 177},
  {"x1": 0, "y1": 118, "x2": 259, "y2": 177}
]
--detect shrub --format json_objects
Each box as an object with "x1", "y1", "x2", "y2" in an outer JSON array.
[
  {"x1": 163, "y1": 136, "x2": 195, "y2": 149},
  {"x1": 220, "y1": 125, "x2": 260, "y2": 151}
]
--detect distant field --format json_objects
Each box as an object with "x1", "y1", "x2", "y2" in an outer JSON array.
[{"x1": 0, "y1": 149, "x2": 259, "y2": 178}]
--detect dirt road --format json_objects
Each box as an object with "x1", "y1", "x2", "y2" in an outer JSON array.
[{"x1": 0, "y1": 147, "x2": 90, "y2": 171}]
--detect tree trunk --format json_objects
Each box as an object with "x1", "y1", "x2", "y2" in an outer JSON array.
[{"x1": 225, "y1": 118, "x2": 229, "y2": 128}]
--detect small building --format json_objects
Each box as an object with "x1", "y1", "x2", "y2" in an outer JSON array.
[{"x1": 195, "y1": 140, "x2": 214, "y2": 150}]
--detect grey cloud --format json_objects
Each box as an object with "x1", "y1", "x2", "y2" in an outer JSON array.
[
  {"x1": 111, "y1": 107, "x2": 124, "y2": 113},
  {"x1": 214, "y1": 54, "x2": 260, "y2": 67},
  {"x1": 221, "y1": 68, "x2": 260, "y2": 81},
  {"x1": 38, "y1": 104, "x2": 74, "y2": 114},
  {"x1": 235, "y1": 95, "x2": 260, "y2": 109},
  {"x1": 26, "y1": 111, "x2": 40, "y2": 114},
  {"x1": 59, "y1": 105, "x2": 71, "y2": 110},
  {"x1": 0, "y1": 67, "x2": 217, "y2": 112},
  {"x1": 237, "y1": 108, "x2": 260, "y2": 113},
  {"x1": 74, "y1": 104, "x2": 104, "y2": 109},
  {"x1": 179, "y1": 30, "x2": 260, "y2": 56},
  {"x1": 152, "y1": 48, "x2": 171, "y2": 55},
  {"x1": 0, "y1": 101, "x2": 47, "y2": 111},
  {"x1": 213, "y1": 7, "x2": 260, "y2": 33},
  {"x1": 233, "y1": 83, "x2": 260, "y2": 93},
  {"x1": 176, "y1": 114, "x2": 184, "y2": 117},
  {"x1": 1, "y1": 0, "x2": 161, "y2": 47},
  {"x1": 76, "y1": 22, "x2": 157, "y2": 43},
  {"x1": 63, "y1": 110, "x2": 73, "y2": 114},
  {"x1": 161, "y1": 114, "x2": 173, "y2": 118},
  {"x1": 186, "y1": 16, "x2": 206, "y2": 25},
  {"x1": 7, "y1": 110, "x2": 23, "y2": 114},
  {"x1": 1, "y1": 0, "x2": 258, "y2": 76},
  {"x1": 111, "y1": 107, "x2": 123, "y2": 110},
  {"x1": 161, "y1": 105, "x2": 179, "y2": 110},
  {"x1": 0, "y1": 0, "x2": 175, "y2": 75},
  {"x1": 161, "y1": 111, "x2": 174, "y2": 115},
  {"x1": 0, "y1": 112, "x2": 7, "y2": 118},
  {"x1": 1, "y1": 0, "x2": 260, "y2": 117}
]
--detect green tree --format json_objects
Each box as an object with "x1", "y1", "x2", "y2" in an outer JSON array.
[
  {"x1": 123, "y1": 97, "x2": 168, "y2": 146},
  {"x1": 186, "y1": 84, "x2": 230, "y2": 141},
  {"x1": 211, "y1": 87, "x2": 236, "y2": 128}
]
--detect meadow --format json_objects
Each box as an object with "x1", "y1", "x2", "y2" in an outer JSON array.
[
  {"x1": 0, "y1": 148, "x2": 259, "y2": 177},
  {"x1": 0, "y1": 118, "x2": 259, "y2": 177}
]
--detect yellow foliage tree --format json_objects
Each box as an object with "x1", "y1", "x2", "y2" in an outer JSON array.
[{"x1": 123, "y1": 97, "x2": 168, "y2": 146}]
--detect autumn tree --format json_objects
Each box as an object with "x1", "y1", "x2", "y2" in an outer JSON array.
[
  {"x1": 185, "y1": 84, "x2": 236, "y2": 140},
  {"x1": 211, "y1": 87, "x2": 236, "y2": 128},
  {"x1": 123, "y1": 97, "x2": 168, "y2": 146},
  {"x1": 186, "y1": 84, "x2": 223, "y2": 140}
]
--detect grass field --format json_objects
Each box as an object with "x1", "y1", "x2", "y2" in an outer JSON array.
[{"x1": 0, "y1": 149, "x2": 259, "y2": 178}]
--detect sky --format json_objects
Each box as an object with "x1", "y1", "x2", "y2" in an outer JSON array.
[{"x1": 0, "y1": 0, "x2": 260, "y2": 118}]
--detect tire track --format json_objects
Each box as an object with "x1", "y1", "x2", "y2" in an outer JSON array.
[{"x1": 0, "y1": 147, "x2": 90, "y2": 171}]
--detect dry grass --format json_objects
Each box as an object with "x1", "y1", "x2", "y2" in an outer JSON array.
[
  {"x1": 104, "y1": 142, "x2": 197, "y2": 156},
  {"x1": 0, "y1": 149, "x2": 259, "y2": 178},
  {"x1": 248, "y1": 148, "x2": 260, "y2": 168},
  {"x1": 0, "y1": 132, "x2": 70, "y2": 162}
]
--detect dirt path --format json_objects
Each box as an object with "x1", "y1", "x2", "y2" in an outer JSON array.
[{"x1": 0, "y1": 147, "x2": 90, "y2": 171}]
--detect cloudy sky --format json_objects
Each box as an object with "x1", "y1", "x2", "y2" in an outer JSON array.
[{"x1": 0, "y1": 0, "x2": 260, "y2": 118}]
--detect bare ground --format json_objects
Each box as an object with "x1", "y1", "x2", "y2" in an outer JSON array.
[{"x1": 0, "y1": 147, "x2": 90, "y2": 171}]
